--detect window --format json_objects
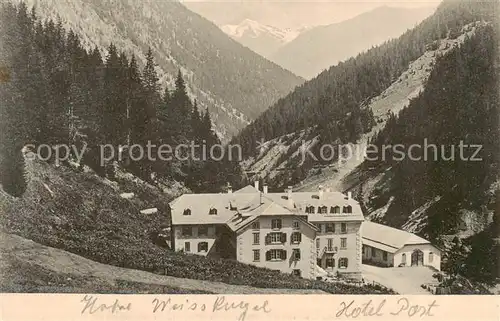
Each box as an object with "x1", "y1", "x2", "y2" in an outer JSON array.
[
  {"x1": 314, "y1": 223, "x2": 322, "y2": 232},
  {"x1": 184, "y1": 241, "x2": 190, "y2": 252},
  {"x1": 267, "y1": 249, "x2": 286, "y2": 261},
  {"x1": 253, "y1": 232, "x2": 260, "y2": 245},
  {"x1": 317, "y1": 258, "x2": 322, "y2": 266},
  {"x1": 291, "y1": 232, "x2": 301, "y2": 244},
  {"x1": 251, "y1": 221, "x2": 260, "y2": 230},
  {"x1": 209, "y1": 208, "x2": 217, "y2": 215},
  {"x1": 383, "y1": 251, "x2": 388, "y2": 261},
  {"x1": 429, "y1": 252, "x2": 434, "y2": 263},
  {"x1": 326, "y1": 223, "x2": 335, "y2": 233},
  {"x1": 341, "y1": 223, "x2": 347, "y2": 233},
  {"x1": 327, "y1": 238, "x2": 334, "y2": 251},
  {"x1": 292, "y1": 220, "x2": 300, "y2": 230},
  {"x1": 306, "y1": 206, "x2": 315, "y2": 214},
  {"x1": 198, "y1": 226, "x2": 208, "y2": 237},
  {"x1": 326, "y1": 257, "x2": 335, "y2": 268},
  {"x1": 341, "y1": 238, "x2": 347, "y2": 249},
  {"x1": 339, "y1": 258, "x2": 348, "y2": 268},
  {"x1": 293, "y1": 249, "x2": 301, "y2": 260},
  {"x1": 271, "y1": 218, "x2": 282, "y2": 229},
  {"x1": 198, "y1": 241, "x2": 208, "y2": 253},
  {"x1": 371, "y1": 247, "x2": 376, "y2": 257},
  {"x1": 269, "y1": 232, "x2": 284, "y2": 243},
  {"x1": 330, "y1": 206, "x2": 340, "y2": 214},
  {"x1": 319, "y1": 206, "x2": 328, "y2": 214},
  {"x1": 401, "y1": 253, "x2": 407, "y2": 265},
  {"x1": 182, "y1": 227, "x2": 192, "y2": 237},
  {"x1": 316, "y1": 238, "x2": 320, "y2": 249},
  {"x1": 183, "y1": 209, "x2": 191, "y2": 216},
  {"x1": 292, "y1": 269, "x2": 301, "y2": 277},
  {"x1": 253, "y1": 249, "x2": 260, "y2": 261},
  {"x1": 342, "y1": 205, "x2": 352, "y2": 214}
]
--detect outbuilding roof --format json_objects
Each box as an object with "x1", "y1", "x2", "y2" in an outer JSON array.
[{"x1": 362, "y1": 221, "x2": 430, "y2": 253}]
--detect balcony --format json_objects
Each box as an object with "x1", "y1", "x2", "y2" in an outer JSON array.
[
  {"x1": 318, "y1": 246, "x2": 337, "y2": 258},
  {"x1": 325, "y1": 246, "x2": 338, "y2": 254}
]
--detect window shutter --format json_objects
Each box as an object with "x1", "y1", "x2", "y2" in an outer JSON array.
[
  {"x1": 265, "y1": 234, "x2": 270, "y2": 245},
  {"x1": 281, "y1": 249, "x2": 287, "y2": 260},
  {"x1": 266, "y1": 250, "x2": 271, "y2": 261},
  {"x1": 298, "y1": 233, "x2": 302, "y2": 242},
  {"x1": 278, "y1": 219, "x2": 282, "y2": 229},
  {"x1": 281, "y1": 233, "x2": 287, "y2": 243},
  {"x1": 296, "y1": 249, "x2": 301, "y2": 260}
]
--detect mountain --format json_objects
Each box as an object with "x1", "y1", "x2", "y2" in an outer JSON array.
[
  {"x1": 232, "y1": 0, "x2": 499, "y2": 284},
  {"x1": 270, "y1": 6, "x2": 436, "y2": 79},
  {"x1": 220, "y1": 19, "x2": 308, "y2": 58},
  {"x1": 11, "y1": 0, "x2": 303, "y2": 141}
]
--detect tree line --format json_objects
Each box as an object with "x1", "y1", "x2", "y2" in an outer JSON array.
[
  {"x1": 364, "y1": 23, "x2": 499, "y2": 284},
  {"x1": 231, "y1": 0, "x2": 498, "y2": 159},
  {"x1": 0, "y1": 2, "x2": 243, "y2": 196}
]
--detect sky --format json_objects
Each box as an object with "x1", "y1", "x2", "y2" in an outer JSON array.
[{"x1": 182, "y1": 0, "x2": 442, "y2": 29}]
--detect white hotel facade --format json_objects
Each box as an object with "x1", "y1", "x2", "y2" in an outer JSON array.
[{"x1": 169, "y1": 182, "x2": 364, "y2": 279}]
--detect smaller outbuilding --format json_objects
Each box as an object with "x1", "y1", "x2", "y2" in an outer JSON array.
[{"x1": 361, "y1": 221, "x2": 441, "y2": 271}]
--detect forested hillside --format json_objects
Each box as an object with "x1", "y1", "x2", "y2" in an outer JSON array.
[
  {"x1": 232, "y1": 0, "x2": 497, "y2": 158},
  {"x1": 9, "y1": 0, "x2": 303, "y2": 140},
  {"x1": 0, "y1": 2, "x2": 243, "y2": 197},
  {"x1": 231, "y1": 0, "x2": 499, "y2": 285},
  {"x1": 348, "y1": 22, "x2": 499, "y2": 284}
]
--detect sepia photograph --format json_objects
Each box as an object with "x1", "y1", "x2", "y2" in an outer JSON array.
[{"x1": 0, "y1": 0, "x2": 499, "y2": 318}]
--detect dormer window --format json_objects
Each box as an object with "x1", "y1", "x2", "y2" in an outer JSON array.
[
  {"x1": 342, "y1": 205, "x2": 352, "y2": 214},
  {"x1": 319, "y1": 206, "x2": 328, "y2": 214},
  {"x1": 330, "y1": 206, "x2": 340, "y2": 214},
  {"x1": 209, "y1": 208, "x2": 217, "y2": 215},
  {"x1": 183, "y1": 209, "x2": 191, "y2": 216},
  {"x1": 305, "y1": 206, "x2": 315, "y2": 214}
]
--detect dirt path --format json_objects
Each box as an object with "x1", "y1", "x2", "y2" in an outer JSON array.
[
  {"x1": 362, "y1": 264, "x2": 437, "y2": 294},
  {"x1": 0, "y1": 232, "x2": 325, "y2": 294}
]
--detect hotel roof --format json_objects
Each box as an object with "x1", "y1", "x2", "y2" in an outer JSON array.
[{"x1": 169, "y1": 184, "x2": 364, "y2": 227}]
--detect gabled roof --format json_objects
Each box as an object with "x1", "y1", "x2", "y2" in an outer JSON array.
[
  {"x1": 169, "y1": 193, "x2": 256, "y2": 225},
  {"x1": 362, "y1": 221, "x2": 430, "y2": 252},
  {"x1": 169, "y1": 189, "x2": 364, "y2": 226},
  {"x1": 234, "y1": 185, "x2": 259, "y2": 194}
]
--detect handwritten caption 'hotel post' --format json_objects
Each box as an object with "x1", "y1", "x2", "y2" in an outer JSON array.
[{"x1": 80, "y1": 295, "x2": 439, "y2": 320}]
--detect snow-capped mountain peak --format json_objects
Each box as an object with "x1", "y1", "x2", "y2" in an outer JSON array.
[
  {"x1": 221, "y1": 19, "x2": 301, "y2": 43},
  {"x1": 219, "y1": 19, "x2": 309, "y2": 59}
]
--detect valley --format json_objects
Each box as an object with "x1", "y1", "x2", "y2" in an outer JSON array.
[
  {"x1": 9, "y1": 0, "x2": 303, "y2": 141},
  {"x1": 0, "y1": 0, "x2": 498, "y2": 294}
]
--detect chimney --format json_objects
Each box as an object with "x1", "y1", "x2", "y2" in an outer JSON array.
[
  {"x1": 319, "y1": 185, "x2": 324, "y2": 199},
  {"x1": 287, "y1": 186, "x2": 293, "y2": 208},
  {"x1": 347, "y1": 191, "x2": 352, "y2": 200},
  {"x1": 263, "y1": 184, "x2": 268, "y2": 194},
  {"x1": 254, "y1": 180, "x2": 259, "y2": 191}
]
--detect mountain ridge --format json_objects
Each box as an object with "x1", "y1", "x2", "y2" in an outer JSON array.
[
  {"x1": 271, "y1": 6, "x2": 436, "y2": 79},
  {"x1": 11, "y1": 0, "x2": 303, "y2": 141},
  {"x1": 220, "y1": 18, "x2": 308, "y2": 58}
]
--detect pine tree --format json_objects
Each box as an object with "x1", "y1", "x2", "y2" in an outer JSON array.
[
  {"x1": 191, "y1": 99, "x2": 201, "y2": 141},
  {"x1": 171, "y1": 69, "x2": 192, "y2": 141}
]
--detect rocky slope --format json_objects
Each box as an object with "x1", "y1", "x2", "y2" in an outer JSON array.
[{"x1": 240, "y1": 19, "x2": 497, "y2": 238}]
